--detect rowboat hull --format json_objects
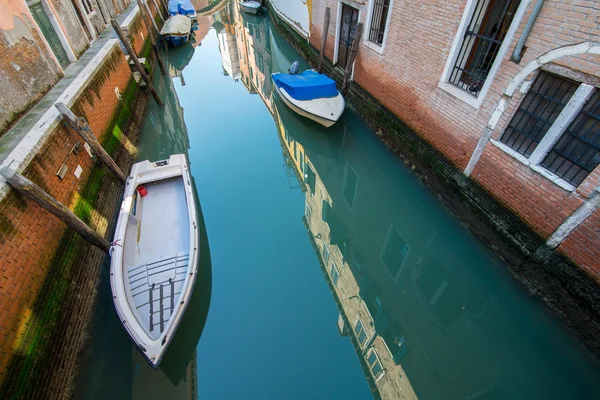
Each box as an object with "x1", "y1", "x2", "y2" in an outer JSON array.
[
  {"x1": 110, "y1": 154, "x2": 199, "y2": 368},
  {"x1": 163, "y1": 33, "x2": 189, "y2": 47},
  {"x1": 272, "y1": 74, "x2": 345, "y2": 128},
  {"x1": 240, "y1": 1, "x2": 261, "y2": 15}
]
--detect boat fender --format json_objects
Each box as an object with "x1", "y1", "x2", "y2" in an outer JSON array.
[
  {"x1": 289, "y1": 61, "x2": 300, "y2": 75},
  {"x1": 136, "y1": 185, "x2": 148, "y2": 197}
]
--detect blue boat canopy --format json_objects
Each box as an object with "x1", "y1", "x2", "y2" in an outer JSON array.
[
  {"x1": 168, "y1": 0, "x2": 195, "y2": 16},
  {"x1": 273, "y1": 70, "x2": 338, "y2": 101}
]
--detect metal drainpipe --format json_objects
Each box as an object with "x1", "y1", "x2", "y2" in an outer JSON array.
[{"x1": 511, "y1": 0, "x2": 546, "y2": 63}]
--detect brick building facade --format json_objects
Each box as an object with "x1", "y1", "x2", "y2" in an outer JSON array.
[
  {"x1": 0, "y1": 0, "x2": 132, "y2": 136},
  {"x1": 309, "y1": 0, "x2": 600, "y2": 280}
]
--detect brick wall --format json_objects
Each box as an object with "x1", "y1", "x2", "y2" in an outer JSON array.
[
  {"x1": 129, "y1": 11, "x2": 150, "y2": 57},
  {"x1": 0, "y1": 45, "x2": 132, "y2": 389},
  {"x1": 559, "y1": 208, "x2": 600, "y2": 279},
  {"x1": 310, "y1": 0, "x2": 600, "y2": 275}
]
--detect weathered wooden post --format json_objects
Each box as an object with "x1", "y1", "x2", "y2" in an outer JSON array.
[
  {"x1": 151, "y1": 0, "x2": 166, "y2": 23},
  {"x1": 137, "y1": 0, "x2": 167, "y2": 76},
  {"x1": 141, "y1": 0, "x2": 161, "y2": 39},
  {"x1": 318, "y1": 7, "x2": 330, "y2": 74},
  {"x1": 0, "y1": 166, "x2": 111, "y2": 254},
  {"x1": 342, "y1": 22, "x2": 363, "y2": 94},
  {"x1": 111, "y1": 19, "x2": 164, "y2": 106},
  {"x1": 55, "y1": 103, "x2": 127, "y2": 184}
]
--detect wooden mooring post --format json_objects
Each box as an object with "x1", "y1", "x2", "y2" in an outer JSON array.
[
  {"x1": 317, "y1": 7, "x2": 330, "y2": 74},
  {"x1": 111, "y1": 19, "x2": 164, "y2": 106},
  {"x1": 151, "y1": 0, "x2": 166, "y2": 24},
  {"x1": 141, "y1": 0, "x2": 161, "y2": 37},
  {"x1": 137, "y1": 0, "x2": 166, "y2": 76},
  {"x1": 55, "y1": 103, "x2": 127, "y2": 184},
  {"x1": 341, "y1": 22, "x2": 363, "y2": 94},
  {"x1": 0, "y1": 166, "x2": 111, "y2": 254}
]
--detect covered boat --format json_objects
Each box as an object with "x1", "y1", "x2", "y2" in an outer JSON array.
[
  {"x1": 168, "y1": 0, "x2": 197, "y2": 20},
  {"x1": 161, "y1": 15, "x2": 192, "y2": 47},
  {"x1": 240, "y1": 1, "x2": 261, "y2": 15},
  {"x1": 110, "y1": 154, "x2": 199, "y2": 368},
  {"x1": 272, "y1": 69, "x2": 345, "y2": 127}
]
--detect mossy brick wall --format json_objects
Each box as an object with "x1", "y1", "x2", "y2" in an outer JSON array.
[
  {"x1": 269, "y1": 5, "x2": 600, "y2": 353},
  {"x1": 0, "y1": 44, "x2": 131, "y2": 390},
  {"x1": 128, "y1": 8, "x2": 151, "y2": 57},
  {"x1": 309, "y1": 0, "x2": 600, "y2": 275}
]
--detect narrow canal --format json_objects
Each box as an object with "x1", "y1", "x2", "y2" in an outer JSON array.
[{"x1": 74, "y1": 3, "x2": 600, "y2": 399}]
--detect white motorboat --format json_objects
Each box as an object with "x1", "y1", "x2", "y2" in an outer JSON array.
[
  {"x1": 110, "y1": 154, "x2": 199, "y2": 368},
  {"x1": 272, "y1": 68, "x2": 345, "y2": 127},
  {"x1": 240, "y1": 1, "x2": 261, "y2": 15}
]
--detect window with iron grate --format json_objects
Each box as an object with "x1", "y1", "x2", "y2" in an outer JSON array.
[
  {"x1": 541, "y1": 91, "x2": 600, "y2": 186},
  {"x1": 499, "y1": 72, "x2": 578, "y2": 157},
  {"x1": 496, "y1": 70, "x2": 599, "y2": 188},
  {"x1": 367, "y1": 0, "x2": 391, "y2": 46},
  {"x1": 449, "y1": 0, "x2": 521, "y2": 96}
]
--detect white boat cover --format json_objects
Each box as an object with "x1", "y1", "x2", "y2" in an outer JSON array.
[{"x1": 161, "y1": 15, "x2": 192, "y2": 36}]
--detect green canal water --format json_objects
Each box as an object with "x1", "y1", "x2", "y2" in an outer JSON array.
[{"x1": 74, "y1": 5, "x2": 600, "y2": 400}]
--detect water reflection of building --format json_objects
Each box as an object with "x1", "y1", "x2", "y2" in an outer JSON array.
[
  {"x1": 212, "y1": 2, "x2": 240, "y2": 80},
  {"x1": 275, "y1": 96, "x2": 600, "y2": 399},
  {"x1": 142, "y1": 45, "x2": 194, "y2": 159},
  {"x1": 213, "y1": 3, "x2": 274, "y2": 109}
]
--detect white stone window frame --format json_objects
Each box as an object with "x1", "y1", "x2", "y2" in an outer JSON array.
[
  {"x1": 438, "y1": 0, "x2": 531, "y2": 109},
  {"x1": 366, "y1": 348, "x2": 386, "y2": 381},
  {"x1": 333, "y1": 1, "x2": 363, "y2": 66},
  {"x1": 362, "y1": 0, "x2": 395, "y2": 55},
  {"x1": 491, "y1": 81, "x2": 596, "y2": 192}
]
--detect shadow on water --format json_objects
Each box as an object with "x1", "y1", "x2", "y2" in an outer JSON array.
[{"x1": 73, "y1": 41, "x2": 212, "y2": 400}]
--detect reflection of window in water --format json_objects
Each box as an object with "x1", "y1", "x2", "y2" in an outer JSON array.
[
  {"x1": 305, "y1": 203, "x2": 312, "y2": 221},
  {"x1": 342, "y1": 164, "x2": 358, "y2": 210},
  {"x1": 300, "y1": 151, "x2": 305, "y2": 175},
  {"x1": 354, "y1": 318, "x2": 367, "y2": 347},
  {"x1": 330, "y1": 262, "x2": 340, "y2": 286},
  {"x1": 380, "y1": 225, "x2": 409, "y2": 278},
  {"x1": 323, "y1": 244, "x2": 330, "y2": 265},
  {"x1": 367, "y1": 349, "x2": 384, "y2": 380},
  {"x1": 416, "y1": 257, "x2": 465, "y2": 327}
]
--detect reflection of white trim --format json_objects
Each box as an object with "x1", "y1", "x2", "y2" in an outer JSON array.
[
  {"x1": 366, "y1": 348, "x2": 386, "y2": 381},
  {"x1": 363, "y1": 0, "x2": 395, "y2": 55},
  {"x1": 379, "y1": 223, "x2": 410, "y2": 280},
  {"x1": 353, "y1": 316, "x2": 367, "y2": 347},
  {"x1": 438, "y1": 0, "x2": 531, "y2": 109},
  {"x1": 342, "y1": 162, "x2": 358, "y2": 210}
]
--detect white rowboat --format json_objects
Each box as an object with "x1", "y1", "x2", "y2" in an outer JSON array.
[
  {"x1": 240, "y1": 1, "x2": 261, "y2": 15},
  {"x1": 110, "y1": 154, "x2": 199, "y2": 368}
]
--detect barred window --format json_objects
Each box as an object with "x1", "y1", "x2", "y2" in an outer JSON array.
[
  {"x1": 367, "y1": 0, "x2": 391, "y2": 46},
  {"x1": 499, "y1": 72, "x2": 578, "y2": 157},
  {"x1": 541, "y1": 91, "x2": 600, "y2": 186},
  {"x1": 449, "y1": 0, "x2": 521, "y2": 96}
]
